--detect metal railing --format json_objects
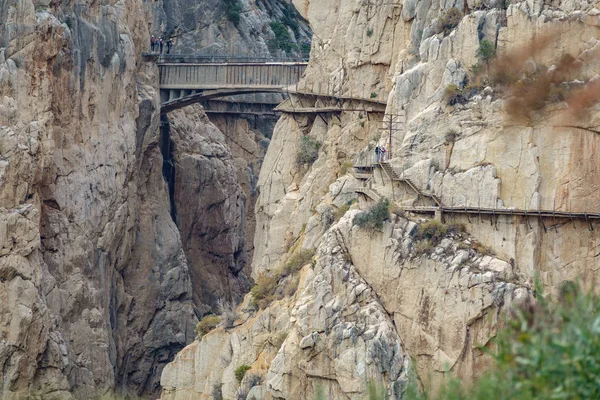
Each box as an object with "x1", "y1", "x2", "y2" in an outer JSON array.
[{"x1": 143, "y1": 53, "x2": 310, "y2": 64}]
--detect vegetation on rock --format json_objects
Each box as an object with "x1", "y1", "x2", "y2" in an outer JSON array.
[
  {"x1": 223, "y1": 0, "x2": 242, "y2": 25},
  {"x1": 296, "y1": 135, "x2": 322, "y2": 166},
  {"x1": 444, "y1": 84, "x2": 467, "y2": 105},
  {"x1": 195, "y1": 315, "x2": 221, "y2": 339},
  {"x1": 412, "y1": 220, "x2": 465, "y2": 254},
  {"x1": 250, "y1": 249, "x2": 316, "y2": 309},
  {"x1": 477, "y1": 39, "x2": 496, "y2": 64},
  {"x1": 270, "y1": 22, "x2": 296, "y2": 52},
  {"x1": 354, "y1": 198, "x2": 390, "y2": 230},
  {"x1": 437, "y1": 8, "x2": 462, "y2": 36},
  {"x1": 406, "y1": 282, "x2": 600, "y2": 400},
  {"x1": 234, "y1": 364, "x2": 252, "y2": 383}
]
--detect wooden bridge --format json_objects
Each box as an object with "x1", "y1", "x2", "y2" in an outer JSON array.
[
  {"x1": 148, "y1": 54, "x2": 390, "y2": 115},
  {"x1": 147, "y1": 54, "x2": 308, "y2": 113}
]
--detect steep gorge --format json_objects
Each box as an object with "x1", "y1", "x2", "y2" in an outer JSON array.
[
  {"x1": 0, "y1": 0, "x2": 598, "y2": 398},
  {"x1": 161, "y1": 0, "x2": 600, "y2": 398},
  {"x1": 0, "y1": 0, "x2": 311, "y2": 397}
]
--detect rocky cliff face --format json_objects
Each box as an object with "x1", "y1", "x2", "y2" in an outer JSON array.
[
  {"x1": 0, "y1": 0, "x2": 258, "y2": 397},
  {"x1": 161, "y1": 0, "x2": 599, "y2": 398},
  {"x1": 150, "y1": 0, "x2": 311, "y2": 56}
]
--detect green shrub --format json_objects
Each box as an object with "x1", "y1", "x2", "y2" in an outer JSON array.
[
  {"x1": 250, "y1": 249, "x2": 315, "y2": 309},
  {"x1": 413, "y1": 219, "x2": 448, "y2": 246},
  {"x1": 444, "y1": 84, "x2": 467, "y2": 105},
  {"x1": 249, "y1": 275, "x2": 278, "y2": 309},
  {"x1": 223, "y1": 0, "x2": 242, "y2": 25},
  {"x1": 437, "y1": 7, "x2": 462, "y2": 36},
  {"x1": 234, "y1": 364, "x2": 252, "y2": 383},
  {"x1": 296, "y1": 135, "x2": 322, "y2": 166},
  {"x1": 406, "y1": 281, "x2": 600, "y2": 400},
  {"x1": 270, "y1": 21, "x2": 296, "y2": 52},
  {"x1": 281, "y1": 249, "x2": 315, "y2": 278},
  {"x1": 194, "y1": 315, "x2": 221, "y2": 339},
  {"x1": 370, "y1": 91, "x2": 378, "y2": 99},
  {"x1": 477, "y1": 39, "x2": 496, "y2": 63},
  {"x1": 367, "y1": 28, "x2": 373, "y2": 37},
  {"x1": 354, "y1": 198, "x2": 391, "y2": 230}
]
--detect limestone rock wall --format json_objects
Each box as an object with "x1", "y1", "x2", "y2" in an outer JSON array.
[
  {"x1": 160, "y1": 211, "x2": 531, "y2": 399},
  {"x1": 161, "y1": 213, "x2": 413, "y2": 400},
  {"x1": 246, "y1": 0, "x2": 598, "y2": 395},
  {"x1": 0, "y1": 0, "x2": 230, "y2": 397},
  {"x1": 166, "y1": 106, "x2": 251, "y2": 310},
  {"x1": 150, "y1": 0, "x2": 311, "y2": 57}
]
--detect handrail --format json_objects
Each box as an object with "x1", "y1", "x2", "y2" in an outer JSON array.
[{"x1": 143, "y1": 53, "x2": 310, "y2": 64}]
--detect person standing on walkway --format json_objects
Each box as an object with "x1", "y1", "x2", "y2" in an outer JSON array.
[
  {"x1": 166, "y1": 38, "x2": 173, "y2": 54},
  {"x1": 159, "y1": 37, "x2": 164, "y2": 54},
  {"x1": 150, "y1": 35, "x2": 155, "y2": 52},
  {"x1": 375, "y1": 145, "x2": 381, "y2": 163},
  {"x1": 380, "y1": 146, "x2": 386, "y2": 161}
]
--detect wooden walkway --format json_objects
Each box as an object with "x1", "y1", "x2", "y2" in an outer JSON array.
[{"x1": 355, "y1": 161, "x2": 599, "y2": 227}]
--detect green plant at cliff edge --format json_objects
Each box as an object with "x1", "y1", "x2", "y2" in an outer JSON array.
[
  {"x1": 354, "y1": 198, "x2": 390, "y2": 230},
  {"x1": 405, "y1": 281, "x2": 600, "y2": 400},
  {"x1": 235, "y1": 364, "x2": 252, "y2": 383},
  {"x1": 194, "y1": 315, "x2": 221, "y2": 339}
]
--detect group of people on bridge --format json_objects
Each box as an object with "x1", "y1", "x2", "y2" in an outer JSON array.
[
  {"x1": 151, "y1": 36, "x2": 173, "y2": 54},
  {"x1": 375, "y1": 145, "x2": 387, "y2": 162}
]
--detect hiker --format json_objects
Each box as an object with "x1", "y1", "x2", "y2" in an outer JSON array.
[
  {"x1": 375, "y1": 145, "x2": 381, "y2": 163},
  {"x1": 166, "y1": 38, "x2": 173, "y2": 54},
  {"x1": 159, "y1": 37, "x2": 164, "y2": 54},
  {"x1": 380, "y1": 146, "x2": 387, "y2": 161},
  {"x1": 150, "y1": 35, "x2": 155, "y2": 52}
]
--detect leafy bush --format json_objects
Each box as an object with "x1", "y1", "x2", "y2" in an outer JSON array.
[
  {"x1": 367, "y1": 28, "x2": 373, "y2": 37},
  {"x1": 354, "y1": 198, "x2": 391, "y2": 230},
  {"x1": 444, "y1": 84, "x2": 467, "y2": 105},
  {"x1": 477, "y1": 39, "x2": 496, "y2": 63},
  {"x1": 223, "y1": 0, "x2": 242, "y2": 25},
  {"x1": 406, "y1": 281, "x2": 600, "y2": 400},
  {"x1": 413, "y1": 220, "x2": 447, "y2": 246},
  {"x1": 249, "y1": 275, "x2": 278, "y2": 309},
  {"x1": 296, "y1": 135, "x2": 322, "y2": 166},
  {"x1": 195, "y1": 315, "x2": 221, "y2": 339},
  {"x1": 270, "y1": 22, "x2": 296, "y2": 52},
  {"x1": 370, "y1": 91, "x2": 378, "y2": 99},
  {"x1": 235, "y1": 364, "x2": 252, "y2": 383},
  {"x1": 437, "y1": 8, "x2": 462, "y2": 36},
  {"x1": 281, "y1": 249, "x2": 316, "y2": 278},
  {"x1": 250, "y1": 249, "x2": 315, "y2": 309}
]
